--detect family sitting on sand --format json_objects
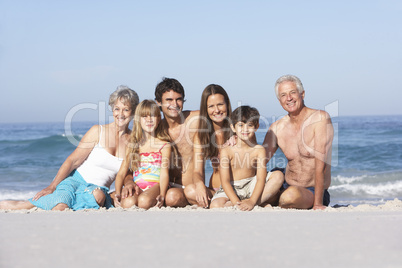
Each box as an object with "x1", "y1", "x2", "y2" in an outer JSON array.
[{"x1": 0, "y1": 75, "x2": 334, "y2": 211}]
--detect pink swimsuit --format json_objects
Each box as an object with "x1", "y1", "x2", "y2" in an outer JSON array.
[{"x1": 134, "y1": 143, "x2": 167, "y2": 191}]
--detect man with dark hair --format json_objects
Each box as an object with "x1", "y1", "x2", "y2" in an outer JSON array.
[
  {"x1": 154, "y1": 77, "x2": 185, "y2": 104},
  {"x1": 154, "y1": 77, "x2": 199, "y2": 207}
]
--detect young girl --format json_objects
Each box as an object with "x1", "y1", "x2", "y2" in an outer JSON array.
[{"x1": 114, "y1": 100, "x2": 172, "y2": 209}]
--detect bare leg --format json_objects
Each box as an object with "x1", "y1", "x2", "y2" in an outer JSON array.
[
  {"x1": 137, "y1": 184, "x2": 160, "y2": 210},
  {"x1": 121, "y1": 194, "x2": 139, "y2": 208},
  {"x1": 52, "y1": 203, "x2": 69, "y2": 211},
  {"x1": 109, "y1": 191, "x2": 117, "y2": 207},
  {"x1": 224, "y1": 201, "x2": 234, "y2": 207},
  {"x1": 259, "y1": 170, "x2": 284, "y2": 206},
  {"x1": 183, "y1": 184, "x2": 197, "y2": 205},
  {"x1": 278, "y1": 186, "x2": 314, "y2": 209},
  {"x1": 92, "y1": 188, "x2": 106, "y2": 207},
  {"x1": 165, "y1": 188, "x2": 189, "y2": 208},
  {"x1": 210, "y1": 197, "x2": 230, "y2": 209},
  {"x1": 184, "y1": 183, "x2": 215, "y2": 207},
  {"x1": 0, "y1": 200, "x2": 35, "y2": 210}
]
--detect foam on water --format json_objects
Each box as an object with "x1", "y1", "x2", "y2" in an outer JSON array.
[
  {"x1": 0, "y1": 190, "x2": 37, "y2": 200},
  {"x1": 329, "y1": 172, "x2": 402, "y2": 205},
  {"x1": 1, "y1": 116, "x2": 401, "y2": 207}
]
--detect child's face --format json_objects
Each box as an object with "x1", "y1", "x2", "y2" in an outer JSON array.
[
  {"x1": 231, "y1": 121, "x2": 258, "y2": 142},
  {"x1": 140, "y1": 114, "x2": 160, "y2": 134}
]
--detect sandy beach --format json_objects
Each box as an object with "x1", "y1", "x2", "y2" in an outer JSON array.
[{"x1": 1, "y1": 199, "x2": 402, "y2": 268}]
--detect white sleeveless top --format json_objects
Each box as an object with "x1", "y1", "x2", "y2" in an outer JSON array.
[{"x1": 76, "y1": 125, "x2": 123, "y2": 188}]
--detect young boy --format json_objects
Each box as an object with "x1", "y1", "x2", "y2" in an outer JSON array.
[{"x1": 210, "y1": 105, "x2": 268, "y2": 211}]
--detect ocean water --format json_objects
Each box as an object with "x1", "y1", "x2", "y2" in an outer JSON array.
[{"x1": 0, "y1": 115, "x2": 401, "y2": 207}]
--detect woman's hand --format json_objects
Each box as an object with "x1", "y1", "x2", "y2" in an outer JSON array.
[
  {"x1": 224, "y1": 135, "x2": 237, "y2": 147},
  {"x1": 32, "y1": 185, "x2": 56, "y2": 201}
]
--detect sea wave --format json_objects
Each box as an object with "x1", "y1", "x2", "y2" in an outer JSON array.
[
  {"x1": 0, "y1": 135, "x2": 79, "y2": 154},
  {"x1": 0, "y1": 134, "x2": 81, "y2": 145},
  {"x1": 0, "y1": 190, "x2": 37, "y2": 201},
  {"x1": 0, "y1": 135, "x2": 79, "y2": 169},
  {"x1": 330, "y1": 172, "x2": 402, "y2": 199}
]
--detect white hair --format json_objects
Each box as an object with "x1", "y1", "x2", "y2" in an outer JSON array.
[
  {"x1": 109, "y1": 85, "x2": 140, "y2": 111},
  {"x1": 274, "y1": 74, "x2": 304, "y2": 99}
]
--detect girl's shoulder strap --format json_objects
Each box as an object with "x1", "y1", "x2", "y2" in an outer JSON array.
[{"x1": 158, "y1": 142, "x2": 169, "y2": 152}]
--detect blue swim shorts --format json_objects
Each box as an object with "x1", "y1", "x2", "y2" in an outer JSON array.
[
  {"x1": 281, "y1": 181, "x2": 330, "y2": 207},
  {"x1": 272, "y1": 167, "x2": 330, "y2": 207}
]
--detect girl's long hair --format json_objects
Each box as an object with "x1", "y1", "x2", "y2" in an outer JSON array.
[
  {"x1": 127, "y1": 99, "x2": 175, "y2": 172},
  {"x1": 198, "y1": 84, "x2": 232, "y2": 159}
]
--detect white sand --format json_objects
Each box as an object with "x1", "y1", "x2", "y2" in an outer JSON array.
[{"x1": 1, "y1": 199, "x2": 402, "y2": 268}]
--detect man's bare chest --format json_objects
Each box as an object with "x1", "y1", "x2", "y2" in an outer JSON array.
[
  {"x1": 169, "y1": 128, "x2": 196, "y2": 157},
  {"x1": 279, "y1": 130, "x2": 315, "y2": 160}
]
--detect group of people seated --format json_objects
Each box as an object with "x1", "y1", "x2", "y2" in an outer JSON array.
[{"x1": 0, "y1": 74, "x2": 334, "y2": 211}]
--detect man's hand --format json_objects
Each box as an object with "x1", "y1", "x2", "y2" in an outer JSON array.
[
  {"x1": 155, "y1": 195, "x2": 165, "y2": 208},
  {"x1": 224, "y1": 135, "x2": 237, "y2": 147},
  {"x1": 313, "y1": 204, "x2": 327, "y2": 210},
  {"x1": 195, "y1": 183, "x2": 210, "y2": 208}
]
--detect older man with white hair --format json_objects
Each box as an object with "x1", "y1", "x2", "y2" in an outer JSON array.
[{"x1": 263, "y1": 75, "x2": 334, "y2": 210}]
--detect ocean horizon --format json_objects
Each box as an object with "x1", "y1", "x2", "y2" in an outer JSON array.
[{"x1": 1, "y1": 114, "x2": 401, "y2": 207}]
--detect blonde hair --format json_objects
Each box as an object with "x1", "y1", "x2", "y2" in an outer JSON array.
[{"x1": 126, "y1": 100, "x2": 175, "y2": 172}]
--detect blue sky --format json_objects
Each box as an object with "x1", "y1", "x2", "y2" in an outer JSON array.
[{"x1": 1, "y1": 0, "x2": 401, "y2": 123}]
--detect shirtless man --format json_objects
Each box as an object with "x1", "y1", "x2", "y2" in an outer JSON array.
[
  {"x1": 154, "y1": 77, "x2": 199, "y2": 207},
  {"x1": 263, "y1": 75, "x2": 334, "y2": 210}
]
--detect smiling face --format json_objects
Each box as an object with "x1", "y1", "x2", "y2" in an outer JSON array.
[
  {"x1": 112, "y1": 98, "x2": 133, "y2": 127},
  {"x1": 231, "y1": 121, "x2": 258, "y2": 142},
  {"x1": 157, "y1": 90, "x2": 184, "y2": 119},
  {"x1": 277, "y1": 81, "x2": 305, "y2": 114},
  {"x1": 140, "y1": 114, "x2": 160, "y2": 134},
  {"x1": 207, "y1": 94, "x2": 228, "y2": 124}
]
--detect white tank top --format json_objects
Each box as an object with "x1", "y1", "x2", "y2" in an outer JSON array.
[{"x1": 77, "y1": 125, "x2": 123, "y2": 188}]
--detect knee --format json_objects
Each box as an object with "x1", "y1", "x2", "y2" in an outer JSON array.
[
  {"x1": 165, "y1": 190, "x2": 187, "y2": 208},
  {"x1": 183, "y1": 184, "x2": 196, "y2": 203},
  {"x1": 209, "y1": 200, "x2": 220, "y2": 209},
  {"x1": 270, "y1": 171, "x2": 285, "y2": 186},
  {"x1": 121, "y1": 196, "x2": 137, "y2": 208},
  {"x1": 52, "y1": 203, "x2": 69, "y2": 211},
  {"x1": 93, "y1": 189, "x2": 106, "y2": 207},
  {"x1": 279, "y1": 187, "x2": 302, "y2": 208},
  {"x1": 210, "y1": 198, "x2": 226, "y2": 209},
  {"x1": 137, "y1": 194, "x2": 156, "y2": 210}
]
